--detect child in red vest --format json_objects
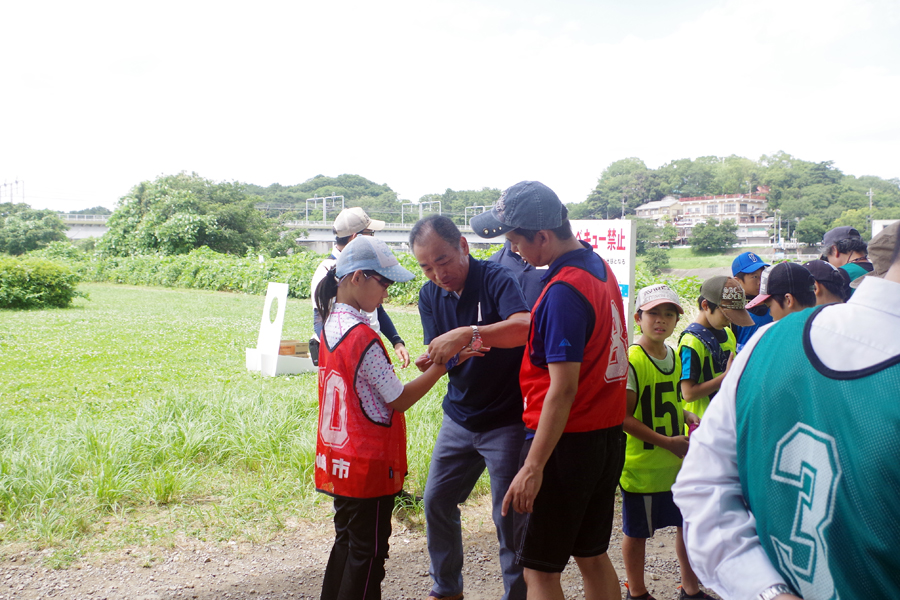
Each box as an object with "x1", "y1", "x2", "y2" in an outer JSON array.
[{"x1": 314, "y1": 235, "x2": 458, "y2": 600}]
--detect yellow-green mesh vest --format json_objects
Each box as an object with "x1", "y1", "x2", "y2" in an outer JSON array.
[
  {"x1": 621, "y1": 344, "x2": 685, "y2": 493},
  {"x1": 677, "y1": 326, "x2": 736, "y2": 419}
]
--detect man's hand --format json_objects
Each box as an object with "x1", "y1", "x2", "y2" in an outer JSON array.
[
  {"x1": 427, "y1": 327, "x2": 470, "y2": 365},
  {"x1": 414, "y1": 352, "x2": 433, "y2": 373},
  {"x1": 502, "y1": 463, "x2": 543, "y2": 516},
  {"x1": 393, "y1": 343, "x2": 410, "y2": 369}
]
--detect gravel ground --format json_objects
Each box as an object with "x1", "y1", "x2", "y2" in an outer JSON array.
[{"x1": 0, "y1": 498, "x2": 717, "y2": 600}]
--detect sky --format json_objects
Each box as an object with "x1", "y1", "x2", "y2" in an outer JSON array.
[{"x1": 1, "y1": 0, "x2": 899, "y2": 213}]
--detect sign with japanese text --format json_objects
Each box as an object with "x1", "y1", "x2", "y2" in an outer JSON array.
[{"x1": 570, "y1": 219, "x2": 637, "y2": 342}]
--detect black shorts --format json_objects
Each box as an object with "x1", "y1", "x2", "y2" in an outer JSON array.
[
  {"x1": 620, "y1": 489, "x2": 683, "y2": 538},
  {"x1": 513, "y1": 425, "x2": 625, "y2": 573}
]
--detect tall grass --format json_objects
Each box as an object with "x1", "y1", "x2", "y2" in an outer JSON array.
[{"x1": 0, "y1": 284, "x2": 448, "y2": 559}]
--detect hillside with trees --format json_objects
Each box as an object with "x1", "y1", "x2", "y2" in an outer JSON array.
[{"x1": 570, "y1": 151, "x2": 900, "y2": 241}]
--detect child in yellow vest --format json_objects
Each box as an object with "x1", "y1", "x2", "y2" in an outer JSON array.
[
  {"x1": 677, "y1": 276, "x2": 753, "y2": 419},
  {"x1": 621, "y1": 285, "x2": 710, "y2": 600}
]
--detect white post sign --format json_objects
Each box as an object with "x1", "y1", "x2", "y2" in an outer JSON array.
[{"x1": 569, "y1": 219, "x2": 637, "y2": 343}]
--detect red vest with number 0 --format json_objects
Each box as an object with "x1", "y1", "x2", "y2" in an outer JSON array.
[
  {"x1": 520, "y1": 264, "x2": 628, "y2": 432},
  {"x1": 316, "y1": 323, "x2": 407, "y2": 498}
]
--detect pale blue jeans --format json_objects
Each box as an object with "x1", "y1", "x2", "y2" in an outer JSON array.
[{"x1": 424, "y1": 414, "x2": 526, "y2": 600}]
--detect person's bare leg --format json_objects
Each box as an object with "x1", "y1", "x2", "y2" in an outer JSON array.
[
  {"x1": 621, "y1": 534, "x2": 648, "y2": 596},
  {"x1": 523, "y1": 568, "x2": 565, "y2": 600},
  {"x1": 676, "y1": 527, "x2": 702, "y2": 596},
  {"x1": 574, "y1": 552, "x2": 621, "y2": 600}
]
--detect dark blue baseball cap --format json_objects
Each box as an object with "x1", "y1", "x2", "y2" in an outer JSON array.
[
  {"x1": 732, "y1": 251, "x2": 770, "y2": 276},
  {"x1": 470, "y1": 181, "x2": 567, "y2": 238}
]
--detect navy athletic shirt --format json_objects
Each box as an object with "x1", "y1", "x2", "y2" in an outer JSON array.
[{"x1": 419, "y1": 256, "x2": 529, "y2": 432}]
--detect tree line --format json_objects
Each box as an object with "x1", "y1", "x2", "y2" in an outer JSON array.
[{"x1": 3, "y1": 152, "x2": 898, "y2": 257}]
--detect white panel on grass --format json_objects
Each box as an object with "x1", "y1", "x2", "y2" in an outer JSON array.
[{"x1": 246, "y1": 282, "x2": 316, "y2": 376}]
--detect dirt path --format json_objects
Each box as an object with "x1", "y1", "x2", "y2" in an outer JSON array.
[{"x1": 0, "y1": 498, "x2": 716, "y2": 600}]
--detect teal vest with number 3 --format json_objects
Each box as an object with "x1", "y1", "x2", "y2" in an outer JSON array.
[{"x1": 735, "y1": 306, "x2": 900, "y2": 599}]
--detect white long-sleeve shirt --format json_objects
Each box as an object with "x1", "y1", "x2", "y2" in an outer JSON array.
[{"x1": 671, "y1": 275, "x2": 900, "y2": 600}]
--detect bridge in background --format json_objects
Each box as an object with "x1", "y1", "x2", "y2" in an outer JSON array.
[
  {"x1": 60, "y1": 214, "x2": 110, "y2": 239},
  {"x1": 57, "y1": 214, "x2": 494, "y2": 252}
]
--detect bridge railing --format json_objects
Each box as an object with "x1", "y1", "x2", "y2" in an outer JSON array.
[
  {"x1": 59, "y1": 214, "x2": 110, "y2": 222},
  {"x1": 283, "y1": 220, "x2": 474, "y2": 232}
]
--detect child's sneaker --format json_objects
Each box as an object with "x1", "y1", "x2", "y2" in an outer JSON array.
[
  {"x1": 679, "y1": 587, "x2": 714, "y2": 599},
  {"x1": 626, "y1": 590, "x2": 656, "y2": 600}
]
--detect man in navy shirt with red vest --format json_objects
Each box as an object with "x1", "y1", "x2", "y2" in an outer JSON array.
[
  {"x1": 472, "y1": 181, "x2": 629, "y2": 600},
  {"x1": 410, "y1": 215, "x2": 531, "y2": 600}
]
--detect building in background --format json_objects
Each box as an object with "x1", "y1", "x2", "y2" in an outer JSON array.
[{"x1": 634, "y1": 190, "x2": 770, "y2": 246}]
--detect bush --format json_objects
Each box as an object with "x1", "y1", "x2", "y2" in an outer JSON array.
[
  {"x1": 644, "y1": 247, "x2": 670, "y2": 275},
  {"x1": 0, "y1": 257, "x2": 82, "y2": 309}
]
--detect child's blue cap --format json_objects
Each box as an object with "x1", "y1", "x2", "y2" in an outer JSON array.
[
  {"x1": 335, "y1": 236, "x2": 415, "y2": 283},
  {"x1": 732, "y1": 251, "x2": 770, "y2": 276}
]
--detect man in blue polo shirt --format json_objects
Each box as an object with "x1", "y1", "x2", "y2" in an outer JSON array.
[
  {"x1": 410, "y1": 214, "x2": 531, "y2": 600},
  {"x1": 731, "y1": 251, "x2": 772, "y2": 352}
]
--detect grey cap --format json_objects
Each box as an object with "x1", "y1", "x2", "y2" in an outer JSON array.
[
  {"x1": 335, "y1": 236, "x2": 415, "y2": 282},
  {"x1": 470, "y1": 181, "x2": 568, "y2": 238}
]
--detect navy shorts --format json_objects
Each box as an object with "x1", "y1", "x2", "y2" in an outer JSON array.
[
  {"x1": 514, "y1": 425, "x2": 625, "y2": 573},
  {"x1": 620, "y1": 489, "x2": 683, "y2": 538}
]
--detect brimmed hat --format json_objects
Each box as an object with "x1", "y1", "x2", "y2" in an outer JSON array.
[
  {"x1": 333, "y1": 207, "x2": 386, "y2": 238},
  {"x1": 868, "y1": 221, "x2": 899, "y2": 277},
  {"x1": 700, "y1": 276, "x2": 754, "y2": 326},
  {"x1": 636, "y1": 284, "x2": 684, "y2": 314},
  {"x1": 732, "y1": 251, "x2": 769, "y2": 276},
  {"x1": 470, "y1": 181, "x2": 567, "y2": 238},
  {"x1": 746, "y1": 262, "x2": 816, "y2": 309},
  {"x1": 335, "y1": 236, "x2": 414, "y2": 283}
]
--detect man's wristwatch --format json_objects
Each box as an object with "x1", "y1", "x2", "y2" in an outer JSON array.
[
  {"x1": 757, "y1": 584, "x2": 792, "y2": 600},
  {"x1": 468, "y1": 325, "x2": 483, "y2": 351}
]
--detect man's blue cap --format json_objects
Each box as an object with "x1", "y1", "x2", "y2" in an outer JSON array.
[
  {"x1": 732, "y1": 251, "x2": 770, "y2": 276},
  {"x1": 470, "y1": 181, "x2": 567, "y2": 238}
]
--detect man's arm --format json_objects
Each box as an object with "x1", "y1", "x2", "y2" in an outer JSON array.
[
  {"x1": 426, "y1": 311, "x2": 530, "y2": 364},
  {"x1": 502, "y1": 361, "x2": 580, "y2": 516},
  {"x1": 672, "y1": 324, "x2": 792, "y2": 600},
  {"x1": 377, "y1": 306, "x2": 409, "y2": 368}
]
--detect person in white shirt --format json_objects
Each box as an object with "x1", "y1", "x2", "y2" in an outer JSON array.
[
  {"x1": 310, "y1": 207, "x2": 409, "y2": 368},
  {"x1": 672, "y1": 224, "x2": 900, "y2": 600}
]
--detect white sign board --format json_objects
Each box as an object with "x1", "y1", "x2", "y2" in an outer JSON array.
[
  {"x1": 245, "y1": 282, "x2": 315, "y2": 376},
  {"x1": 569, "y1": 219, "x2": 637, "y2": 343}
]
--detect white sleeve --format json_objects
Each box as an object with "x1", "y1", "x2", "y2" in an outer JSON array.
[
  {"x1": 672, "y1": 323, "x2": 788, "y2": 600},
  {"x1": 310, "y1": 259, "x2": 334, "y2": 309}
]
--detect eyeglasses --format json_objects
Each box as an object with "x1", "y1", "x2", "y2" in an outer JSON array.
[
  {"x1": 360, "y1": 230, "x2": 376, "y2": 236},
  {"x1": 365, "y1": 273, "x2": 393, "y2": 289}
]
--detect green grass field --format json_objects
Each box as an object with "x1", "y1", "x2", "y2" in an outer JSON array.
[
  {"x1": 660, "y1": 247, "x2": 769, "y2": 270},
  {"x1": 0, "y1": 284, "x2": 458, "y2": 563}
]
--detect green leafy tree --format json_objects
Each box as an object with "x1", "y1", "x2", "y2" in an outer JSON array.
[
  {"x1": 795, "y1": 216, "x2": 828, "y2": 245},
  {"x1": 99, "y1": 172, "x2": 277, "y2": 257},
  {"x1": 690, "y1": 218, "x2": 739, "y2": 254},
  {"x1": 0, "y1": 203, "x2": 68, "y2": 255}
]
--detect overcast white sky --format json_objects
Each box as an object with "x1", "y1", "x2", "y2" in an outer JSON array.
[{"x1": 2, "y1": 0, "x2": 898, "y2": 213}]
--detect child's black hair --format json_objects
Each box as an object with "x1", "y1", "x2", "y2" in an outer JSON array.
[
  {"x1": 768, "y1": 288, "x2": 817, "y2": 310},
  {"x1": 697, "y1": 296, "x2": 718, "y2": 313},
  {"x1": 315, "y1": 267, "x2": 341, "y2": 324},
  {"x1": 818, "y1": 278, "x2": 850, "y2": 302},
  {"x1": 514, "y1": 220, "x2": 574, "y2": 242}
]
